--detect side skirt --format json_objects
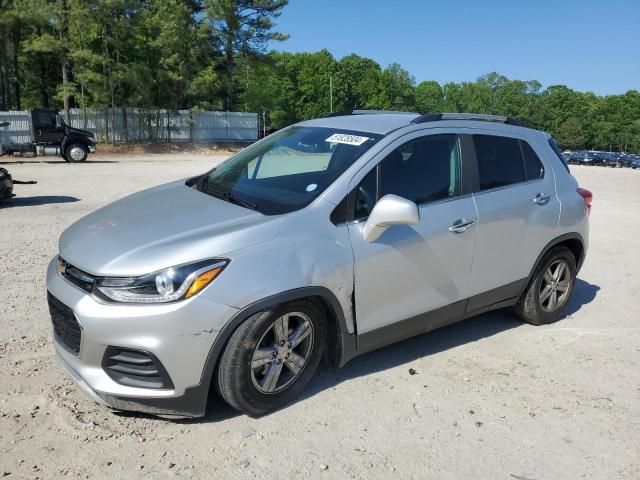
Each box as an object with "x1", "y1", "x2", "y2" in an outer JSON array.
[{"x1": 342, "y1": 279, "x2": 526, "y2": 364}]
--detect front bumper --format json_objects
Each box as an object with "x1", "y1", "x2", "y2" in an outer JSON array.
[
  {"x1": 1, "y1": 178, "x2": 14, "y2": 199},
  {"x1": 46, "y1": 257, "x2": 238, "y2": 417},
  {"x1": 88, "y1": 145, "x2": 96, "y2": 153}
]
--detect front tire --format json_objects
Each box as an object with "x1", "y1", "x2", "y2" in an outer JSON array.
[
  {"x1": 216, "y1": 299, "x2": 326, "y2": 416},
  {"x1": 66, "y1": 143, "x2": 88, "y2": 162},
  {"x1": 515, "y1": 247, "x2": 577, "y2": 325}
]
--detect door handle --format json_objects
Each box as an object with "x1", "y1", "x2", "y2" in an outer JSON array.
[
  {"x1": 449, "y1": 219, "x2": 474, "y2": 233},
  {"x1": 533, "y1": 193, "x2": 551, "y2": 205}
]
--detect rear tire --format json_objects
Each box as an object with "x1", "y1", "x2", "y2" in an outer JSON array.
[
  {"x1": 216, "y1": 299, "x2": 326, "y2": 416},
  {"x1": 515, "y1": 247, "x2": 577, "y2": 325},
  {"x1": 66, "y1": 143, "x2": 88, "y2": 162}
]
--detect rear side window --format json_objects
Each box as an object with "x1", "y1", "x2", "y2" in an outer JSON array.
[
  {"x1": 520, "y1": 141, "x2": 544, "y2": 180},
  {"x1": 473, "y1": 135, "x2": 525, "y2": 190}
]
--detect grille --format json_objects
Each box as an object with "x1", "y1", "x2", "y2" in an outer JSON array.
[
  {"x1": 57, "y1": 257, "x2": 95, "y2": 293},
  {"x1": 102, "y1": 347, "x2": 174, "y2": 390},
  {"x1": 47, "y1": 292, "x2": 82, "y2": 355}
]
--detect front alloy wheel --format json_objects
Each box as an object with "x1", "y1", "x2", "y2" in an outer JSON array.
[
  {"x1": 217, "y1": 299, "x2": 326, "y2": 416},
  {"x1": 250, "y1": 312, "x2": 314, "y2": 394}
]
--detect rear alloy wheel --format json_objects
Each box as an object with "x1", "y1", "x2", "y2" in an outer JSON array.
[
  {"x1": 538, "y1": 260, "x2": 572, "y2": 313},
  {"x1": 66, "y1": 143, "x2": 88, "y2": 162},
  {"x1": 515, "y1": 246, "x2": 577, "y2": 325},
  {"x1": 216, "y1": 299, "x2": 326, "y2": 416}
]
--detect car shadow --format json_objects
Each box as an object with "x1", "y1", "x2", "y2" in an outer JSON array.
[
  {"x1": 161, "y1": 278, "x2": 601, "y2": 423},
  {"x1": 188, "y1": 310, "x2": 522, "y2": 424},
  {"x1": 564, "y1": 278, "x2": 600, "y2": 316},
  {"x1": 304, "y1": 309, "x2": 523, "y2": 401},
  {"x1": 0, "y1": 160, "x2": 119, "y2": 164},
  {"x1": 0, "y1": 195, "x2": 80, "y2": 207}
]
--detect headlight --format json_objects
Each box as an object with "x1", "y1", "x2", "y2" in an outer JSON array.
[{"x1": 94, "y1": 260, "x2": 228, "y2": 304}]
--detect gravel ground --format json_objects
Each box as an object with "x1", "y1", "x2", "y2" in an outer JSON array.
[{"x1": 0, "y1": 155, "x2": 638, "y2": 479}]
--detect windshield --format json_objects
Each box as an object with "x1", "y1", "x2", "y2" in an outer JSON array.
[{"x1": 195, "y1": 126, "x2": 382, "y2": 214}]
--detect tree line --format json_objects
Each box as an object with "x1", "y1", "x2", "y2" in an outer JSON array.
[
  {"x1": 240, "y1": 51, "x2": 640, "y2": 153},
  {"x1": 1, "y1": 1, "x2": 638, "y2": 152},
  {"x1": 0, "y1": 0, "x2": 288, "y2": 115}
]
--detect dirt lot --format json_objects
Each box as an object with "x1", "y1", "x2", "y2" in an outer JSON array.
[{"x1": 0, "y1": 155, "x2": 638, "y2": 479}]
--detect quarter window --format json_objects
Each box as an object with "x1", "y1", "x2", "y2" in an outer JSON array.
[
  {"x1": 521, "y1": 141, "x2": 544, "y2": 180},
  {"x1": 473, "y1": 135, "x2": 525, "y2": 190},
  {"x1": 354, "y1": 168, "x2": 377, "y2": 220}
]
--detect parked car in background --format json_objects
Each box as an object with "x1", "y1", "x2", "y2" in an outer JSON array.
[
  {"x1": 616, "y1": 154, "x2": 634, "y2": 168},
  {"x1": 0, "y1": 167, "x2": 14, "y2": 199},
  {"x1": 0, "y1": 167, "x2": 37, "y2": 200},
  {"x1": 567, "y1": 151, "x2": 594, "y2": 166}
]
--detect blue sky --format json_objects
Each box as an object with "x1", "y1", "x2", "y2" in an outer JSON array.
[{"x1": 268, "y1": 0, "x2": 639, "y2": 95}]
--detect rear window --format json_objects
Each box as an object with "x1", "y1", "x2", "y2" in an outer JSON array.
[{"x1": 473, "y1": 135, "x2": 525, "y2": 191}]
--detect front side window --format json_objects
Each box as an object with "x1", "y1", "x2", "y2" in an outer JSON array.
[
  {"x1": 197, "y1": 127, "x2": 382, "y2": 215},
  {"x1": 474, "y1": 135, "x2": 525, "y2": 190},
  {"x1": 35, "y1": 111, "x2": 57, "y2": 129},
  {"x1": 353, "y1": 134, "x2": 462, "y2": 219},
  {"x1": 380, "y1": 134, "x2": 461, "y2": 204}
]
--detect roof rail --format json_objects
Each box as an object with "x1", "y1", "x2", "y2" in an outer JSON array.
[
  {"x1": 411, "y1": 112, "x2": 530, "y2": 128},
  {"x1": 324, "y1": 109, "x2": 418, "y2": 118}
]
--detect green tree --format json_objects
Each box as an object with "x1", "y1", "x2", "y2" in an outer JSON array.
[
  {"x1": 556, "y1": 117, "x2": 585, "y2": 150},
  {"x1": 415, "y1": 80, "x2": 443, "y2": 113},
  {"x1": 205, "y1": 0, "x2": 288, "y2": 111},
  {"x1": 382, "y1": 63, "x2": 415, "y2": 110},
  {"x1": 335, "y1": 54, "x2": 388, "y2": 110}
]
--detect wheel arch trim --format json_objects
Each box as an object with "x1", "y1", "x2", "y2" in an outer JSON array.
[
  {"x1": 62, "y1": 136, "x2": 90, "y2": 154},
  {"x1": 198, "y1": 287, "x2": 355, "y2": 402},
  {"x1": 519, "y1": 232, "x2": 585, "y2": 299}
]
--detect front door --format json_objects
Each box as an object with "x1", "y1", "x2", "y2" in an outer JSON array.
[
  {"x1": 347, "y1": 132, "x2": 478, "y2": 341},
  {"x1": 31, "y1": 109, "x2": 65, "y2": 144}
]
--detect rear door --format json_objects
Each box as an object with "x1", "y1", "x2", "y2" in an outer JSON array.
[
  {"x1": 347, "y1": 131, "x2": 478, "y2": 338},
  {"x1": 467, "y1": 132, "x2": 560, "y2": 308}
]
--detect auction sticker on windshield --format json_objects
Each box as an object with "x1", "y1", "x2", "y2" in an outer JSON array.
[{"x1": 325, "y1": 133, "x2": 369, "y2": 146}]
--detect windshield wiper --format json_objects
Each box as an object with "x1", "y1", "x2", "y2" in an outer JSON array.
[{"x1": 208, "y1": 188, "x2": 259, "y2": 211}]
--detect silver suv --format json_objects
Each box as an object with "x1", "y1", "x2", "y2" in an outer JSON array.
[{"x1": 46, "y1": 112, "x2": 592, "y2": 417}]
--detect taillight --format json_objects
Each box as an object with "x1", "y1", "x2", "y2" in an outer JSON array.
[{"x1": 577, "y1": 188, "x2": 592, "y2": 214}]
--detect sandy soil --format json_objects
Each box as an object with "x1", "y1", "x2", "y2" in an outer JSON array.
[
  {"x1": 94, "y1": 143, "x2": 244, "y2": 157},
  {"x1": 0, "y1": 156, "x2": 638, "y2": 479}
]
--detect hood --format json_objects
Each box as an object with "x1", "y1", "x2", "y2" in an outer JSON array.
[
  {"x1": 66, "y1": 125, "x2": 95, "y2": 140},
  {"x1": 59, "y1": 180, "x2": 285, "y2": 276}
]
